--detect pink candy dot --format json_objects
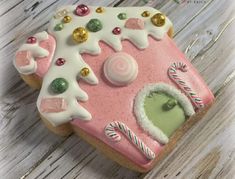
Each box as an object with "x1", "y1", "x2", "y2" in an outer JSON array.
[
  {"x1": 112, "y1": 27, "x2": 121, "y2": 35},
  {"x1": 56, "y1": 58, "x2": 66, "y2": 66},
  {"x1": 26, "y1": 36, "x2": 37, "y2": 44},
  {"x1": 75, "y1": 4, "x2": 90, "y2": 16}
]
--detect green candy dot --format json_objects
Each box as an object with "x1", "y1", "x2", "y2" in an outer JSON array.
[
  {"x1": 118, "y1": 13, "x2": 127, "y2": 20},
  {"x1": 50, "y1": 78, "x2": 68, "y2": 94},
  {"x1": 54, "y1": 23, "x2": 64, "y2": 31},
  {"x1": 162, "y1": 99, "x2": 178, "y2": 111},
  {"x1": 86, "y1": 19, "x2": 102, "y2": 32}
]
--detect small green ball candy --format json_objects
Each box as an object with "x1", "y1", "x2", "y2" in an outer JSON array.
[
  {"x1": 54, "y1": 23, "x2": 64, "y2": 31},
  {"x1": 86, "y1": 19, "x2": 102, "y2": 32},
  {"x1": 163, "y1": 99, "x2": 178, "y2": 111},
  {"x1": 50, "y1": 78, "x2": 68, "y2": 94},
  {"x1": 118, "y1": 13, "x2": 127, "y2": 20}
]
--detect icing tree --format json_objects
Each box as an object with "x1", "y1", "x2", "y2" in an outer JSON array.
[{"x1": 34, "y1": 5, "x2": 173, "y2": 126}]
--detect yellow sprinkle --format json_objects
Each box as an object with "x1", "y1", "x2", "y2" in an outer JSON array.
[
  {"x1": 80, "y1": 67, "x2": 90, "y2": 77},
  {"x1": 151, "y1": 13, "x2": 166, "y2": 27},
  {"x1": 141, "y1": 11, "x2": 150, "y2": 17},
  {"x1": 96, "y1": 7, "x2": 104, "y2": 13},
  {"x1": 63, "y1": 15, "x2": 72, "y2": 23},
  {"x1": 72, "y1": 27, "x2": 88, "y2": 43}
]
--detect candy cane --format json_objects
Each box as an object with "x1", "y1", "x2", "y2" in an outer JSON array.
[
  {"x1": 104, "y1": 121, "x2": 155, "y2": 160},
  {"x1": 168, "y1": 62, "x2": 204, "y2": 109}
]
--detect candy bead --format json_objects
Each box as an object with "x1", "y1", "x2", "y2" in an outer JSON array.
[
  {"x1": 80, "y1": 67, "x2": 90, "y2": 77},
  {"x1": 27, "y1": 37, "x2": 37, "y2": 44},
  {"x1": 104, "y1": 52, "x2": 138, "y2": 86},
  {"x1": 151, "y1": 13, "x2": 166, "y2": 27},
  {"x1": 54, "y1": 9, "x2": 68, "y2": 19},
  {"x1": 141, "y1": 11, "x2": 150, "y2": 17},
  {"x1": 75, "y1": 4, "x2": 90, "y2": 16},
  {"x1": 118, "y1": 13, "x2": 127, "y2": 20},
  {"x1": 72, "y1": 27, "x2": 88, "y2": 43},
  {"x1": 163, "y1": 99, "x2": 178, "y2": 111},
  {"x1": 96, "y1": 7, "x2": 104, "y2": 13},
  {"x1": 50, "y1": 78, "x2": 68, "y2": 94},
  {"x1": 63, "y1": 15, "x2": 72, "y2": 23},
  {"x1": 112, "y1": 27, "x2": 121, "y2": 35},
  {"x1": 56, "y1": 58, "x2": 66, "y2": 66},
  {"x1": 86, "y1": 19, "x2": 103, "y2": 32},
  {"x1": 54, "y1": 23, "x2": 64, "y2": 31}
]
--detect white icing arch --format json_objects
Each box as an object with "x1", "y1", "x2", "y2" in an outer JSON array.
[{"x1": 134, "y1": 83, "x2": 195, "y2": 144}]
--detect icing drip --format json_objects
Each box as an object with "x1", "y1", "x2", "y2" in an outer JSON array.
[
  {"x1": 168, "y1": 62, "x2": 204, "y2": 109},
  {"x1": 105, "y1": 121, "x2": 155, "y2": 160},
  {"x1": 134, "y1": 83, "x2": 195, "y2": 144},
  {"x1": 37, "y1": 49, "x2": 98, "y2": 126},
  {"x1": 14, "y1": 31, "x2": 49, "y2": 75}
]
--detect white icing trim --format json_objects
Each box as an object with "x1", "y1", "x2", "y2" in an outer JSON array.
[
  {"x1": 14, "y1": 31, "x2": 49, "y2": 75},
  {"x1": 34, "y1": 31, "x2": 49, "y2": 41},
  {"x1": 134, "y1": 83, "x2": 195, "y2": 144}
]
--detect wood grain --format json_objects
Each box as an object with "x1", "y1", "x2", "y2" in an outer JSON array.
[{"x1": 0, "y1": 0, "x2": 234, "y2": 178}]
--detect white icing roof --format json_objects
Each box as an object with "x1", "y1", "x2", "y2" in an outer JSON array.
[{"x1": 48, "y1": 6, "x2": 173, "y2": 54}]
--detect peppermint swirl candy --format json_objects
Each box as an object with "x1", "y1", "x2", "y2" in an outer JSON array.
[{"x1": 104, "y1": 52, "x2": 138, "y2": 86}]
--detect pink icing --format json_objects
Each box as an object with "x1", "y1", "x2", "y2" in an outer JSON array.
[
  {"x1": 40, "y1": 98, "x2": 67, "y2": 113},
  {"x1": 69, "y1": 35, "x2": 214, "y2": 171},
  {"x1": 35, "y1": 35, "x2": 56, "y2": 77},
  {"x1": 15, "y1": 51, "x2": 31, "y2": 67},
  {"x1": 125, "y1": 18, "x2": 145, "y2": 30}
]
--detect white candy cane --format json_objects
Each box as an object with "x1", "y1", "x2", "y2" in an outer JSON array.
[
  {"x1": 168, "y1": 62, "x2": 204, "y2": 109},
  {"x1": 104, "y1": 121, "x2": 155, "y2": 160}
]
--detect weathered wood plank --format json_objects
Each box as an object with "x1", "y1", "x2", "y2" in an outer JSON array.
[
  {"x1": 0, "y1": 0, "x2": 234, "y2": 178},
  {"x1": 24, "y1": 135, "x2": 141, "y2": 179}
]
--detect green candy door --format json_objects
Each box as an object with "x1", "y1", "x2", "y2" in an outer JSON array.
[
  {"x1": 134, "y1": 83, "x2": 195, "y2": 144},
  {"x1": 144, "y1": 91, "x2": 186, "y2": 137}
]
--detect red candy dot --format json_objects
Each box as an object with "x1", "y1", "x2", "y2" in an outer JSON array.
[
  {"x1": 112, "y1": 27, "x2": 121, "y2": 35},
  {"x1": 26, "y1": 37, "x2": 37, "y2": 44},
  {"x1": 56, "y1": 58, "x2": 66, "y2": 66},
  {"x1": 75, "y1": 4, "x2": 90, "y2": 16}
]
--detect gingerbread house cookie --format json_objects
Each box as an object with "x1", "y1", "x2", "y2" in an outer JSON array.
[{"x1": 14, "y1": 5, "x2": 214, "y2": 172}]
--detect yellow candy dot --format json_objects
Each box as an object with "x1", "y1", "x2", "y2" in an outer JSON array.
[
  {"x1": 63, "y1": 15, "x2": 72, "y2": 23},
  {"x1": 141, "y1": 11, "x2": 150, "y2": 17},
  {"x1": 72, "y1": 27, "x2": 88, "y2": 43},
  {"x1": 96, "y1": 7, "x2": 104, "y2": 13},
  {"x1": 151, "y1": 13, "x2": 166, "y2": 27},
  {"x1": 80, "y1": 67, "x2": 90, "y2": 77}
]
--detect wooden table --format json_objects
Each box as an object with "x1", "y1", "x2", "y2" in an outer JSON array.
[{"x1": 0, "y1": 0, "x2": 235, "y2": 178}]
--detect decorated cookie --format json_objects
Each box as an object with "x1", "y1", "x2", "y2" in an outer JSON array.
[{"x1": 13, "y1": 5, "x2": 214, "y2": 172}]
